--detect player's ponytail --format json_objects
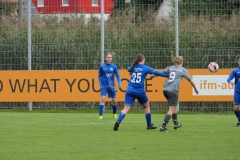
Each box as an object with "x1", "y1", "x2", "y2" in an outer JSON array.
[
  {"x1": 171, "y1": 54, "x2": 183, "y2": 65},
  {"x1": 131, "y1": 54, "x2": 145, "y2": 72}
]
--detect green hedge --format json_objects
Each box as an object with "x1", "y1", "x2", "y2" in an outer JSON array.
[{"x1": 0, "y1": 10, "x2": 239, "y2": 70}]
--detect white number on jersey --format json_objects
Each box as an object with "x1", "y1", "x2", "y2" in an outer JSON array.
[
  {"x1": 131, "y1": 73, "x2": 142, "y2": 83},
  {"x1": 169, "y1": 72, "x2": 176, "y2": 82}
]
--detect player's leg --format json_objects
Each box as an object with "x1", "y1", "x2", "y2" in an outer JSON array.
[
  {"x1": 109, "y1": 88, "x2": 117, "y2": 119},
  {"x1": 113, "y1": 89, "x2": 134, "y2": 131},
  {"x1": 137, "y1": 91, "x2": 157, "y2": 130},
  {"x1": 111, "y1": 98, "x2": 118, "y2": 119},
  {"x1": 160, "y1": 91, "x2": 178, "y2": 132},
  {"x1": 237, "y1": 105, "x2": 240, "y2": 126},
  {"x1": 170, "y1": 92, "x2": 182, "y2": 129},
  {"x1": 233, "y1": 91, "x2": 240, "y2": 126},
  {"x1": 99, "y1": 96, "x2": 105, "y2": 119},
  {"x1": 160, "y1": 91, "x2": 171, "y2": 132},
  {"x1": 142, "y1": 101, "x2": 157, "y2": 130},
  {"x1": 113, "y1": 105, "x2": 131, "y2": 131},
  {"x1": 99, "y1": 87, "x2": 107, "y2": 119},
  {"x1": 233, "y1": 105, "x2": 240, "y2": 126},
  {"x1": 160, "y1": 106, "x2": 175, "y2": 132}
]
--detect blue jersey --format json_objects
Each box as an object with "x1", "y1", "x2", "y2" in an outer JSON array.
[
  {"x1": 227, "y1": 67, "x2": 240, "y2": 93},
  {"x1": 127, "y1": 64, "x2": 168, "y2": 90},
  {"x1": 98, "y1": 63, "x2": 122, "y2": 89}
]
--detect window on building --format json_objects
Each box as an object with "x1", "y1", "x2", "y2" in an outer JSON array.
[
  {"x1": 92, "y1": 0, "x2": 98, "y2": 6},
  {"x1": 38, "y1": 0, "x2": 44, "y2": 7},
  {"x1": 62, "y1": 0, "x2": 69, "y2": 6}
]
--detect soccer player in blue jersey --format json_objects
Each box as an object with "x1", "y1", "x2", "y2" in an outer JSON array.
[
  {"x1": 98, "y1": 53, "x2": 122, "y2": 120},
  {"x1": 227, "y1": 56, "x2": 240, "y2": 126},
  {"x1": 113, "y1": 54, "x2": 168, "y2": 131}
]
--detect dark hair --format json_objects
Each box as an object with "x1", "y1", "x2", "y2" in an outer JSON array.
[
  {"x1": 237, "y1": 56, "x2": 240, "y2": 66},
  {"x1": 130, "y1": 54, "x2": 145, "y2": 72}
]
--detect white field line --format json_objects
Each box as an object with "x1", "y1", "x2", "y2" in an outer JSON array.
[
  {"x1": 1, "y1": 120, "x2": 145, "y2": 125},
  {"x1": 52, "y1": 121, "x2": 145, "y2": 126}
]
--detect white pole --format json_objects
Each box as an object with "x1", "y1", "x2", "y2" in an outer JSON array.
[
  {"x1": 100, "y1": 0, "x2": 104, "y2": 64},
  {"x1": 28, "y1": 0, "x2": 32, "y2": 111},
  {"x1": 175, "y1": 0, "x2": 179, "y2": 111}
]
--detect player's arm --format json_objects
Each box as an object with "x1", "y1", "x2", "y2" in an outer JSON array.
[
  {"x1": 114, "y1": 66, "x2": 122, "y2": 88},
  {"x1": 184, "y1": 69, "x2": 199, "y2": 94},
  {"x1": 227, "y1": 69, "x2": 235, "y2": 85},
  {"x1": 127, "y1": 65, "x2": 133, "y2": 76},
  {"x1": 150, "y1": 67, "x2": 169, "y2": 78},
  {"x1": 189, "y1": 79, "x2": 199, "y2": 94},
  {"x1": 127, "y1": 65, "x2": 133, "y2": 72},
  {"x1": 152, "y1": 70, "x2": 168, "y2": 77}
]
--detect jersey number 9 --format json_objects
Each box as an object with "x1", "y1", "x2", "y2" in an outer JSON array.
[{"x1": 169, "y1": 72, "x2": 176, "y2": 82}]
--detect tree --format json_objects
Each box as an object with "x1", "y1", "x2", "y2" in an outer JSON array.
[{"x1": 0, "y1": 0, "x2": 17, "y2": 16}]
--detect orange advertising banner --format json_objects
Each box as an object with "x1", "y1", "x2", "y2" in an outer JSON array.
[{"x1": 0, "y1": 69, "x2": 234, "y2": 102}]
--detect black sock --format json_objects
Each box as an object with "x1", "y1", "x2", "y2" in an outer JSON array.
[
  {"x1": 234, "y1": 110, "x2": 238, "y2": 118},
  {"x1": 162, "y1": 114, "x2": 171, "y2": 128},
  {"x1": 172, "y1": 113, "x2": 178, "y2": 125}
]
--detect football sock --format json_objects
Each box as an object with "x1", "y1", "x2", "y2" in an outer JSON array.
[
  {"x1": 172, "y1": 113, "x2": 178, "y2": 125},
  {"x1": 112, "y1": 105, "x2": 117, "y2": 114},
  {"x1": 162, "y1": 114, "x2": 171, "y2": 127},
  {"x1": 234, "y1": 110, "x2": 238, "y2": 118},
  {"x1": 145, "y1": 113, "x2": 152, "y2": 126},
  {"x1": 238, "y1": 110, "x2": 240, "y2": 122},
  {"x1": 117, "y1": 112, "x2": 125, "y2": 123},
  {"x1": 99, "y1": 105, "x2": 104, "y2": 116}
]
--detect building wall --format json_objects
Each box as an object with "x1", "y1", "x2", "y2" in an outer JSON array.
[
  {"x1": 1, "y1": 0, "x2": 18, "y2": 2},
  {"x1": 79, "y1": 0, "x2": 114, "y2": 14},
  {"x1": 31, "y1": 0, "x2": 114, "y2": 14}
]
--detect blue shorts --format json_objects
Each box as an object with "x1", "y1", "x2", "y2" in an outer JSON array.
[
  {"x1": 124, "y1": 86, "x2": 148, "y2": 106},
  {"x1": 234, "y1": 91, "x2": 240, "y2": 105},
  {"x1": 101, "y1": 86, "x2": 116, "y2": 98}
]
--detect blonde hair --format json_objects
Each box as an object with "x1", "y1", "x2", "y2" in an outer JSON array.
[{"x1": 171, "y1": 55, "x2": 183, "y2": 65}]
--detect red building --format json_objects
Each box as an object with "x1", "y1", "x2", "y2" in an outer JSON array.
[{"x1": 31, "y1": 0, "x2": 114, "y2": 14}]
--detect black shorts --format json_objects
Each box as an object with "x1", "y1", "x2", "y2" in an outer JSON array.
[{"x1": 163, "y1": 90, "x2": 178, "y2": 106}]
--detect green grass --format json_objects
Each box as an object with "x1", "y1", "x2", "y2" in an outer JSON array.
[{"x1": 0, "y1": 112, "x2": 239, "y2": 160}]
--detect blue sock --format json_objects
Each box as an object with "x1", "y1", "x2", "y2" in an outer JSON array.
[
  {"x1": 117, "y1": 112, "x2": 125, "y2": 123},
  {"x1": 234, "y1": 110, "x2": 238, "y2": 118},
  {"x1": 99, "y1": 105, "x2": 104, "y2": 116},
  {"x1": 238, "y1": 110, "x2": 240, "y2": 122},
  {"x1": 112, "y1": 105, "x2": 117, "y2": 114},
  {"x1": 145, "y1": 113, "x2": 151, "y2": 126}
]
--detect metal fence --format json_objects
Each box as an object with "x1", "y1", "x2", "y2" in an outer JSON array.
[{"x1": 0, "y1": 0, "x2": 239, "y2": 112}]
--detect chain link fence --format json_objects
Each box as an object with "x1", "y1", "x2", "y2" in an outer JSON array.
[{"x1": 0, "y1": 0, "x2": 239, "y2": 112}]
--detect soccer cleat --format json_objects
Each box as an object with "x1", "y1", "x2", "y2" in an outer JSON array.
[
  {"x1": 160, "y1": 127, "x2": 168, "y2": 132},
  {"x1": 113, "y1": 114, "x2": 117, "y2": 120},
  {"x1": 113, "y1": 121, "x2": 120, "y2": 131},
  {"x1": 99, "y1": 116, "x2": 103, "y2": 120},
  {"x1": 174, "y1": 123, "x2": 182, "y2": 129},
  {"x1": 237, "y1": 122, "x2": 240, "y2": 126},
  {"x1": 147, "y1": 123, "x2": 157, "y2": 130}
]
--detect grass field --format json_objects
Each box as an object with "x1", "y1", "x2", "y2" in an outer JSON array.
[{"x1": 0, "y1": 111, "x2": 239, "y2": 160}]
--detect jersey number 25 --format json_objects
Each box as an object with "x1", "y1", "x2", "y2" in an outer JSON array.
[{"x1": 131, "y1": 73, "x2": 142, "y2": 83}]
